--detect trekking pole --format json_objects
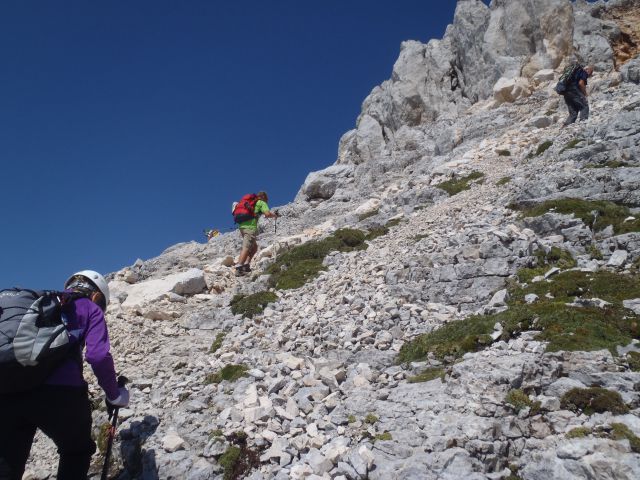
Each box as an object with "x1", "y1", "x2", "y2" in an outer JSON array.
[{"x1": 101, "y1": 375, "x2": 129, "y2": 480}]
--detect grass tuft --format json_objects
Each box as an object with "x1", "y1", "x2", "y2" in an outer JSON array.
[
  {"x1": 517, "y1": 247, "x2": 577, "y2": 283},
  {"x1": 364, "y1": 413, "x2": 379, "y2": 424},
  {"x1": 611, "y1": 423, "x2": 640, "y2": 453},
  {"x1": 374, "y1": 432, "x2": 393, "y2": 441},
  {"x1": 210, "y1": 332, "x2": 225, "y2": 354},
  {"x1": 534, "y1": 140, "x2": 553, "y2": 156},
  {"x1": 436, "y1": 171, "x2": 485, "y2": 196},
  {"x1": 497, "y1": 176, "x2": 512, "y2": 186},
  {"x1": 506, "y1": 389, "x2": 535, "y2": 412},
  {"x1": 358, "y1": 209, "x2": 379, "y2": 221}
]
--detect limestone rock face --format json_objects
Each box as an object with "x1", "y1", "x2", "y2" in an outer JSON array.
[{"x1": 25, "y1": 2, "x2": 640, "y2": 480}]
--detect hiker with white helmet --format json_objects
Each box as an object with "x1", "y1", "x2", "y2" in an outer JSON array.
[{"x1": 0, "y1": 270, "x2": 129, "y2": 480}]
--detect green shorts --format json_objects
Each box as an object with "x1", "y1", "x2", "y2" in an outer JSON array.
[{"x1": 240, "y1": 228, "x2": 258, "y2": 250}]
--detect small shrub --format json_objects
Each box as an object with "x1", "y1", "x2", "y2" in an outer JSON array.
[
  {"x1": 566, "y1": 426, "x2": 592, "y2": 439},
  {"x1": 366, "y1": 219, "x2": 403, "y2": 241},
  {"x1": 505, "y1": 389, "x2": 533, "y2": 412},
  {"x1": 374, "y1": 432, "x2": 393, "y2": 441},
  {"x1": 588, "y1": 243, "x2": 603, "y2": 260},
  {"x1": 364, "y1": 413, "x2": 379, "y2": 424},
  {"x1": 561, "y1": 387, "x2": 629, "y2": 415},
  {"x1": 627, "y1": 351, "x2": 640, "y2": 371},
  {"x1": 219, "y1": 446, "x2": 241, "y2": 480},
  {"x1": 210, "y1": 332, "x2": 225, "y2": 354},
  {"x1": 497, "y1": 176, "x2": 512, "y2": 186},
  {"x1": 347, "y1": 415, "x2": 357, "y2": 424},
  {"x1": 230, "y1": 291, "x2": 277, "y2": 318},
  {"x1": 218, "y1": 432, "x2": 261, "y2": 480},
  {"x1": 408, "y1": 368, "x2": 444, "y2": 383},
  {"x1": 436, "y1": 171, "x2": 485, "y2": 196},
  {"x1": 209, "y1": 429, "x2": 224, "y2": 438},
  {"x1": 496, "y1": 149, "x2": 511, "y2": 157},
  {"x1": 205, "y1": 364, "x2": 249, "y2": 384},
  {"x1": 610, "y1": 423, "x2": 640, "y2": 453}
]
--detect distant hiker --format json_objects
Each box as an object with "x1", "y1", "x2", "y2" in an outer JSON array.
[
  {"x1": 0, "y1": 270, "x2": 129, "y2": 480},
  {"x1": 556, "y1": 64, "x2": 594, "y2": 127},
  {"x1": 232, "y1": 191, "x2": 278, "y2": 274}
]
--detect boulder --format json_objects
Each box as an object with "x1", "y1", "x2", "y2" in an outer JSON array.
[
  {"x1": 493, "y1": 77, "x2": 531, "y2": 104},
  {"x1": 121, "y1": 268, "x2": 206, "y2": 309}
]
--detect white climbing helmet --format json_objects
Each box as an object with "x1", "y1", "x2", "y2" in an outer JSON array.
[{"x1": 64, "y1": 270, "x2": 110, "y2": 307}]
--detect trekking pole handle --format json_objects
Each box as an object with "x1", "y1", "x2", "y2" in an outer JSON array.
[{"x1": 117, "y1": 375, "x2": 129, "y2": 388}]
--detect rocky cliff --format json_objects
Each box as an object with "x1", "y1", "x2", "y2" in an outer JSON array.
[{"x1": 25, "y1": 1, "x2": 640, "y2": 479}]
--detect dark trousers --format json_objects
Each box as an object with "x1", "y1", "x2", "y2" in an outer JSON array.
[
  {"x1": 563, "y1": 88, "x2": 589, "y2": 125},
  {"x1": 0, "y1": 386, "x2": 96, "y2": 480}
]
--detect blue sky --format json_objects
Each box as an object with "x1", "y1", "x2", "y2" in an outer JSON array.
[{"x1": 0, "y1": 0, "x2": 463, "y2": 289}]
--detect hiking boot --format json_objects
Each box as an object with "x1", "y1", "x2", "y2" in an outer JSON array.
[
  {"x1": 235, "y1": 265, "x2": 245, "y2": 275},
  {"x1": 242, "y1": 264, "x2": 252, "y2": 273}
]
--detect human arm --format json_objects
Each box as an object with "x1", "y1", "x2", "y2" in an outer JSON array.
[
  {"x1": 579, "y1": 79, "x2": 588, "y2": 97},
  {"x1": 82, "y1": 300, "x2": 120, "y2": 400}
]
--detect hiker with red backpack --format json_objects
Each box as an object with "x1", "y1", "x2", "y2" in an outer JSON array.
[
  {"x1": 232, "y1": 191, "x2": 278, "y2": 274},
  {"x1": 0, "y1": 270, "x2": 129, "y2": 480},
  {"x1": 555, "y1": 63, "x2": 594, "y2": 127}
]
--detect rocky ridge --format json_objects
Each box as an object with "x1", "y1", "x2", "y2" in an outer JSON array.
[{"x1": 24, "y1": 1, "x2": 640, "y2": 479}]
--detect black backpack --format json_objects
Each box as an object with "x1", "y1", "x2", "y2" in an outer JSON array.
[
  {"x1": 555, "y1": 64, "x2": 582, "y2": 95},
  {"x1": 0, "y1": 289, "x2": 82, "y2": 394}
]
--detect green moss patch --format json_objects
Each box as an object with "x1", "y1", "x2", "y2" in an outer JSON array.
[
  {"x1": 496, "y1": 150, "x2": 512, "y2": 157},
  {"x1": 398, "y1": 314, "x2": 496, "y2": 363},
  {"x1": 205, "y1": 364, "x2": 249, "y2": 384},
  {"x1": 513, "y1": 198, "x2": 640, "y2": 234},
  {"x1": 230, "y1": 291, "x2": 277, "y2": 318},
  {"x1": 497, "y1": 176, "x2": 512, "y2": 186},
  {"x1": 436, "y1": 171, "x2": 485, "y2": 196},
  {"x1": 561, "y1": 387, "x2": 629, "y2": 415},
  {"x1": 266, "y1": 228, "x2": 366, "y2": 290},
  {"x1": 566, "y1": 426, "x2": 592, "y2": 439},
  {"x1": 611, "y1": 423, "x2": 640, "y2": 453},
  {"x1": 374, "y1": 432, "x2": 393, "y2": 441},
  {"x1": 408, "y1": 368, "x2": 444, "y2": 383},
  {"x1": 399, "y1": 270, "x2": 640, "y2": 363},
  {"x1": 209, "y1": 332, "x2": 225, "y2": 354}
]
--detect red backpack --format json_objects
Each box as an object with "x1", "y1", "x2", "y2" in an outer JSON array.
[{"x1": 232, "y1": 193, "x2": 259, "y2": 223}]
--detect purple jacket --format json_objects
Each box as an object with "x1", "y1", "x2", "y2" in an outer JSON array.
[{"x1": 45, "y1": 295, "x2": 119, "y2": 400}]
